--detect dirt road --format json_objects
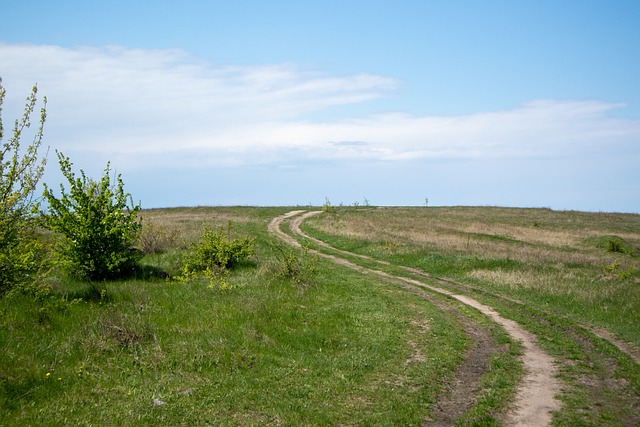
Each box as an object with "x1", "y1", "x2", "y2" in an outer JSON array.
[{"x1": 269, "y1": 210, "x2": 561, "y2": 426}]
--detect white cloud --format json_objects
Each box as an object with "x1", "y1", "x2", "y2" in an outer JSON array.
[{"x1": 1, "y1": 42, "x2": 638, "y2": 173}]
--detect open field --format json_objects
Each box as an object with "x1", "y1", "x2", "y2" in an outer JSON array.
[
  {"x1": 299, "y1": 206, "x2": 640, "y2": 425},
  {"x1": 302, "y1": 206, "x2": 640, "y2": 349},
  {"x1": 1, "y1": 206, "x2": 639, "y2": 426}
]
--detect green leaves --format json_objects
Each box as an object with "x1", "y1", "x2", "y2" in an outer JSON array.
[
  {"x1": 42, "y1": 151, "x2": 142, "y2": 281},
  {"x1": 0, "y1": 78, "x2": 48, "y2": 294},
  {"x1": 178, "y1": 226, "x2": 254, "y2": 285}
]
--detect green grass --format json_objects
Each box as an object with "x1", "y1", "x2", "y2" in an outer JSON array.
[
  {"x1": 303, "y1": 206, "x2": 640, "y2": 347},
  {"x1": 4, "y1": 205, "x2": 639, "y2": 426},
  {"x1": 301, "y1": 206, "x2": 640, "y2": 426},
  {"x1": 1, "y1": 207, "x2": 471, "y2": 426}
]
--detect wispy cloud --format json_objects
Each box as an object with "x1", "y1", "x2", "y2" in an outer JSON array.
[{"x1": 1, "y1": 42, "x2": 638, "y2": 173}]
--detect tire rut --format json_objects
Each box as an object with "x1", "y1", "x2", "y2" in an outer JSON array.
[
  {"x1": 426, "y1": 309, "x2": 496, "y2": 426},
  {"x1": 282, "y1": 211, "x2": 640, "y2": 365},
  {"x1": 269, "y1": 210, "x2": 562, "y2": 426}
]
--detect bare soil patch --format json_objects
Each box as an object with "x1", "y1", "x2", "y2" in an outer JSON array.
[{"x1": 426, "y1": 311, "x2": 496, "y2": 426}]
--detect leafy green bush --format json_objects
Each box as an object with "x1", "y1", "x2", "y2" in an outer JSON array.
[
  {"x1": 42, "y1": 151, "x2": 142, "y2": 281},
  {"x1": 0, "y1": 78, "x2": 48, "y2": 295},
  {"x1": 178, "y1": 226, "x2": 253, "y2": 285}
]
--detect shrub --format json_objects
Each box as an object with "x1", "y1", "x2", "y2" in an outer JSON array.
[
  {"x1": 42, "y1": 151, "x2": 142, "y2": 281},
  {"x1": 178, "y1": 225, "x2": 254, "y2": 285},
  {"x1": 270, "y1": 244, "x2": 318, "y2": 287},
  {"x1": 137, "y1": 221, "x2": 180, "y2": 254},
  {"x1": 322, "y1": 197, "x2": 336, "y2": 214},
  {"x1": 591, "y1": 235, "x2": 636, "y2": 256},
  {"x1": 608, "y1": 239, "x2": 623, "y2": 253},
  {"x1": 0, "y1": 78, "x2": 48, "y2": 295}
]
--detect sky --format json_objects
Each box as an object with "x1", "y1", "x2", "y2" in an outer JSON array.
[{"x1": 1, "y1": 0, "x2": 639, "y2": 212}]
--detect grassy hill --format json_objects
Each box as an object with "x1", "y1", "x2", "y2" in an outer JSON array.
[{"x1": 1, "y1": 206, "x2": 638, "y2": 425}]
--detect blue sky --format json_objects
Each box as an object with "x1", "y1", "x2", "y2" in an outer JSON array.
[{"x1": 1, "y1": 1, "x2": 639, "y2": 211}]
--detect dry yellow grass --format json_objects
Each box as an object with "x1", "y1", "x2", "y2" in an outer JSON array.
[
  {"x1": 139, "y1": 207, "x2": 258, "y2": 248},
  {"x1": 312, "y1": 207, "x2": 640, "y2": 270},
  {"x1": 306, "y1": 206, "x2": 640, "y2": 346}
]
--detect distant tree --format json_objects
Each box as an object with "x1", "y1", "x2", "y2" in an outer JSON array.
[
  {"x1": 42, "y1": 151, "x2": 142, "y2": 281},
  {"x1": 0, "y1": 78, "x2": 48, "y2": 294}
]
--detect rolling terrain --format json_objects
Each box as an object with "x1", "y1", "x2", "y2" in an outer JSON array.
[
  {"x1": 274, "y1": 207, "x2": 640, "y2": 426},
  {"x1": 1, "y1": 206, "x2": 638, "y2": 425}
]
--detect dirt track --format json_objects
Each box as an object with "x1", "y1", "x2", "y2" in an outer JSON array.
[{"x1": 269, "y1": 210, "x2": 561, "y2": 426}]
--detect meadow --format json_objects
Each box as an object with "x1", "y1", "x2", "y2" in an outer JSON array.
[{"x1": 1, "y1": 206, "x2": 639, "y2": 426}]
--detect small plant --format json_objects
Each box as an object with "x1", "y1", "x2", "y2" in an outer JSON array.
[
  {"x1": 178, "y1": 225, "x2": 253, "y2": 286},
  {"x1": 602, "y1": 262, "x2": 620, "y2": 274},
  {"x1": 42, "y1": 151, "x2": 142, "y2": 281},
  {"x1": 354, "y1": 198, "x2": 371, "y2": 209},
  {"x1": 271, "y1": 244, "x2": 318, "y2": 286},
  {"x1": 617, "y1": 268, "x2": 635, "y2": 280},
  {"x1": 608, "y1": 239, "x2": 623, "y2": 253},
  {"x1": 382, "y1": 240, "x2": 399, "y2": 253},
  {"x1": 602, "y1": 262, "x2": 636, "y2": 280},
  {"x1": 322, "y1": 197, "x2": 336, "y2": 214},
  {"x1": 592, "y1": 235, "x2": 636, "y2": 255}
]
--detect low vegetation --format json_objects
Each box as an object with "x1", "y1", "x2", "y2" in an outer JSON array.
[
  {"x1": 1, "y1": 78, "x2": 638, "y2": 426},
  {"x1": 176, "y1": 224, "x2": 254, "y2": 288},
  {"x1": 301, "y1": 206, "x2": 640, "y2": 426},
  {"x1": 1, "y1": 207, "x2": 476, "y2": 426},
  {"x1": 302, "y1": 206, "x2": 640, "y2": 347},
  {"x1": 2, "y1": 202, "x2": 639, "y2": 425}
]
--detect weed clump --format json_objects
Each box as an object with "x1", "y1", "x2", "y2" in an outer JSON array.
[
  {"x1": 178, "y1": 225, "x2": 253, "y2": 287},
  {"x1": 590, "y1": 235, "x2": 637, "y2": 256},
  {"x1": 322, "y1": 197, "x2": 336, "y2": 214},
  {"x1": 137, "y1": 221, "x2": 180, "y2": 254},
  {"x1": 608, "y1": 239, "x2": 623, "y2": 253},
  {"x1": 270, "y1": 244, "x2": 318, "y2": 287}
]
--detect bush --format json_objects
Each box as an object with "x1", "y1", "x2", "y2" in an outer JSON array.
[
  {"x1": 178, "y1": 226, "x2": 254, "y2": 285},
  {"x1": 42, "y1": 151, "x2": 142, "y2": 281},
  {"x1": 608, "y1": 239, "x2": 623, "y2": 253},
  {"x1": 591, "y1": 235, "x2": 637, "y2": 256},
  {"x1": 271, "y1": 244, "x2": 318, "y2": 287},
  {"x1": 0, "y1": 232, "x2": 49, "y2": 296},
  {"x1": 0, "y1": 78, "x2": 48, "y2": 295},
  {"x1": 137, "y1": 221, "x2": 180, "y2": 254},
  {"x1": 322, "y1": 197, "x2": 336, "y2": 214}
]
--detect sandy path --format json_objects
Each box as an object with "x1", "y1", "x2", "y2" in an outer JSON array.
[{"x1": 269, "y1": 210, "x2": 562, "y2": 426}]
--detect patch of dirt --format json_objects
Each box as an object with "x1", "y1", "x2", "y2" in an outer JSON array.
[
  {"x1": 426, "y1": 312, "x2": 496, "y2": 426},
  {"x1": 375, "y1": 276, "x2": 497, "y2": 425},
  {"x1": 561, "y1": 327, "x2": 640, "y2": 426},
  {"x1": 271, "y1": 211, "x2": 563, "y2": 426},
  {"x1": 454, "y1": 295, "x2": 561, "y2": 426},
  {"x1": 589, "y1": 327, "x2": 640, "y2": 366}
]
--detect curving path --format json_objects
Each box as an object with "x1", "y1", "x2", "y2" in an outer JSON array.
[{"x1": 269, "y1": 210, "x2": 562, "y2": 426}]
